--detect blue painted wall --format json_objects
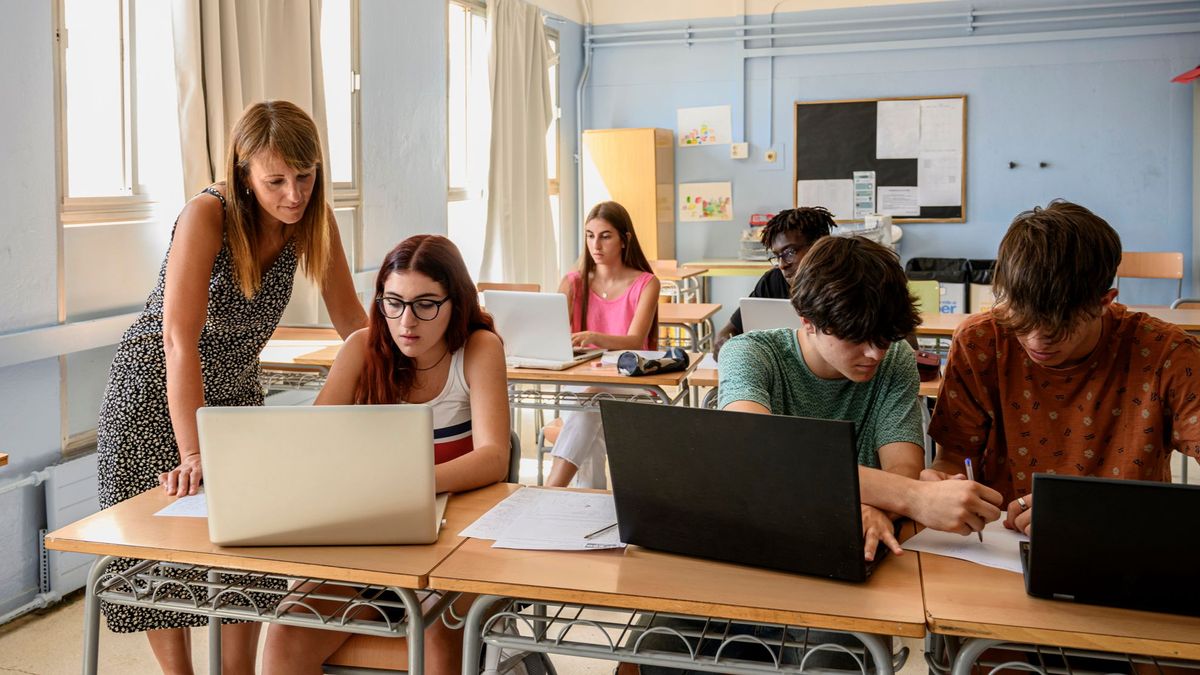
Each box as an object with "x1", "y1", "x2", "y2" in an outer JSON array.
[{"x1": 583, "y1": 4, "x2": 1200, "y2": 316}]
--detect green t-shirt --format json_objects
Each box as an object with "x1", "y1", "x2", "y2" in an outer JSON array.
[{"x1": 717, "y1": 328, "x2": 924, "y2": 468}]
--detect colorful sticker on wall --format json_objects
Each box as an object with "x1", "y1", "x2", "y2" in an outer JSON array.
[
  {"x1": 679, "y1": 182, "x2": 733, "y2": 221},
  {"x1": 677, "y1": 106, "x2": 732, "y2": 146}
]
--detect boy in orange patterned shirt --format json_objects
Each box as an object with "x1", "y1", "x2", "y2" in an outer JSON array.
[{"x1": 928, "y1": 200, "x2": 1200, "y2": 535}]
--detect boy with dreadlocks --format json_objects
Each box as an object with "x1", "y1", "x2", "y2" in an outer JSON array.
[{"x1": 713, "y1": 207, "x2": 837, "y2": 359}]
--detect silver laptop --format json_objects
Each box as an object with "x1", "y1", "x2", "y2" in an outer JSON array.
[
  {"x1": 739, "y1": 297, "x2": 803, "y2": 332},
  {"x1": 197, "y1": 404, "x2": 447, "y2": 546},
  {"x1": 483, "y1": 290, "x2": 603, "y2": 370}
]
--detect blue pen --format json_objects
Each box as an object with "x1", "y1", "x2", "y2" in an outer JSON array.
[{"x1": 964, "y1": 458, "x2": 983, "y2": 542}]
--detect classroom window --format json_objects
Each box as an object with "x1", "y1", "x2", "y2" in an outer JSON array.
[
  {"x1": 58, "y1": 0, "x2": 182, "y2": 215},
  {"x1": 447, "y1": 0, "x2": 490, "y2": 202},
  {"x1": 321, "y1": 0, "x2": 360, "y2": 191},
  {"x1": 546, "y1": 30, "x2": 561, "y2": 237}
]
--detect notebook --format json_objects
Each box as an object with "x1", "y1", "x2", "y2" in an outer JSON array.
[
  {"x1": 483, "y1": 290, "x2": 603, "y2": 370},
  {"x1": 197, "y1": 404, "x2": 446, "y2": 546}
]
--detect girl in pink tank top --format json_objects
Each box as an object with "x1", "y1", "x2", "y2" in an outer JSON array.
[{"x1": 547, "y1": 201, "x2": 661, "y2": 488}]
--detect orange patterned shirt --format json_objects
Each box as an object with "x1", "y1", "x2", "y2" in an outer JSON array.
[{"x1": 929, "y1": 304, "x2": 1200, "y2": 502}]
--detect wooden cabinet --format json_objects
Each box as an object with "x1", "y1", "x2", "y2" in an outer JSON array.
[{"x1": 581, "y1": 128, "x2": 675, "y2": 260}]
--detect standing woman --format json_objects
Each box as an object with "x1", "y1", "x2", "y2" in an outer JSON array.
[
  {"x1": 545, "y1": 201, "x2": 660, "y2": 488},
  {"x1": 95, "y1": 100, "x2": 366, "y2": 675}
]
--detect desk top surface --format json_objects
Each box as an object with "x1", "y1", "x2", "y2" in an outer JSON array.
[
  {"x1": 261, "y1": 326, "x2": 343, "y2": 366},
  {"x1": 0, "y1": 453, "x2": 7, "y2": 467},
  {"x1": 507, "y1": 352, "x2": 701, "y2": 386},
  {"x1": 653, "y1": 265, "x2": 707, "y2": 281},
  {"x1": 921, "y1": 552, "x2": 1200, "y2": 659},
  {"x1": 431, "y1": 537, "x2": 925, "y2": 637},
  {"x1": 44, "y1": 483, "x2": 519, "y2": 588},
  {"x1": 687, "y1": 368, "x2": 942, "y2": 398},
  {"x1": 658, "y1": 303, "x2": 722, "y2": 323},
  {"x1": 682, "y1": 259, "x2": 771, "y2": 273}
]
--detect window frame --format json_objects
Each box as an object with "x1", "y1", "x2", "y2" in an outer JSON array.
[
  {"x1": 446, "y1": 0, "x2": 487, "y2": 203},
  {"x1": 327, "y1": 0, "x2": 363, "y2": 207}
]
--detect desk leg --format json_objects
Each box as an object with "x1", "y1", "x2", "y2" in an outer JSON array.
[
  {"x1": 207, "y1": 569, "x2": 221, "y2": 675},
  {"x1": 81, "y1": 555, "x2": 114, "y2": 675},
  {"x1": 951, "y1": 638, "x2": 1003, "y2": 675},
  {"x1": 849, "y1": 632, "x2": 898, "y2": 675},
  {"x1": 396, "y1": 587, "x2": 426, "y2": 675},
  {"x1": 685, "y1": 324, "x2": 699, "y2": 352},
  {"x1": 461, "y1": 595, "x2": 508, "y2": 675}
]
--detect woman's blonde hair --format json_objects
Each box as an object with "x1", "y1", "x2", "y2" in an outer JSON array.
[{"x1": 223, "y1": 100, "x2": 331, "y2": 298}]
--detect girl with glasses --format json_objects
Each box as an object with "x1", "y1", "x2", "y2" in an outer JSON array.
[
  {"x1": 545, "y1": 201, "x2": 661, "y2": 488},
  {"x1": 262, "y1": 234, "x2": 509, "y2": 675}
]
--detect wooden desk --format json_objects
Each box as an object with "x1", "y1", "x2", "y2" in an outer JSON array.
[
  {"x1": 45, "y1": 482, "x2": 519, "y2": 675},
  {"x1": 922, "y1": 553, "x2": 1200, "y2": 672},
  {"x1": 434, "y1": 534, "x2": 924, "y2": 673},
  {"x1": 658, "y1": 302, "x2": 722, "y2": 351},
  {"x1": 259, "y1": 327, "x2": 343, "y2": 392},
  {"x1": 654, "y1": 263, "x2": 707, "y2": 303},
  {"x1": 917, "y1": 306, "x2": 1200, "y2": 339},
  {"x1": 682, "y1": 259, "x2": 771, "y2": 278},
  {"x1": 686, "y1": 371, "x2": 941, "y2": 403},
  {"x1": 0, "y1": 452, "x2": 7, "y2": 468}
]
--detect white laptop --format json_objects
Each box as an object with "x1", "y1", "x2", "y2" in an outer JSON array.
[
  {"x1": 483, "y1": 290, "x2": 604, "y2": 370},
  {"x1": 739, "y1": 297, "x2": 803, "y2": 332},
  {"x1": 197, "y1": 404, "x2": 447, "y2": 546}
]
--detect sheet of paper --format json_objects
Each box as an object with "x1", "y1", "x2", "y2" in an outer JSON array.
[
  {"x1": 919, "y1": 98, "x2": 964, "y2": 153},
  {"x1": 677, "y1": 105, "x2": 732, "y2": 146},
  {"x1": 460, "y1": 488, "x2": 625, "y2": 551},
  {"x1": 901, "y1": 520, "x2": 1028, "y2": 574},
  {"x1": 796, "y1": 179, "x2": 853, "y2": 220},
  {"x1": 696, "y1": 354, "x2": 718, "y2": 370},
  {"x1": 679, "y1": 182, "x2": 733, "y2": 222},
  {"x1": 459, "y1": 488, "x2": 543, "y2": 539},
  {"x1": 917, "y1": 150, "x2": 962, "y2": 207},
  {"x1": 878, "y1": 186, "x2": 920, "y2": 216},
  {"x1": 852, "y1": 171, "x2": 876, "y2": 219},
  {"x1": 876, "y1": 100, "x2": 920, "y2": 159},
  {"x1": 154, "y1": 492, "x2": 208, "y2": 518}
]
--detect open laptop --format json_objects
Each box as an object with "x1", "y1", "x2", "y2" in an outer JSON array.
[
  {"x1": 483, "y1": 290, "x2": 603, "y2": 370},
  {"x1": 599, "y1": 400, "x2": 889, "y2": 582},
  {"x1": 739, "y1": 298, "x2": 802, "y2": 332},
  {"x1": 1020, "y1": 474, "x2": 1200, "y2": 616},
  {"x1": 197, "y1": 404, "x2": 447, "y2": 546}
]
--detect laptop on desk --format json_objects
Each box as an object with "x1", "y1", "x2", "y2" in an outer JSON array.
[
  {"x1": 599, "y1": 400, "x2": 890, "y2": 582},
  {"x1": 483, "y1": 290, "x2": 603, "y2": 370},
  {"x1": 1020, "y1": 474, "x2": 1200, "y2": 616},
  {"x1": 197, "y1": 404, "x2": 447, "y2": 546},
  {"x1": 739, "y1": 298, "x2": 802, "y2": 333}
]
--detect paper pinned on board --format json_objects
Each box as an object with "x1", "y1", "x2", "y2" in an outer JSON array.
[
  {"x1": 460, "y1": 488, "x2": 625, "y2": 551},
  {"x1": 919, "y1": 98, "x2": 964, "y2": 153},
  {"x1": 917, "y1": 150, "x2": 962, "y2": 207},
  {"x1": 878, "y1": 187, "x2": 920, "y2": 216},
  {"x1": 155, "y1": 492, "x2": 208, "y2": 518},
  {"x1": 901, "y1": 520, "x2": 1028, "y2": 574},
  {"x1": 796, "y1": 179, "x2": 854, "y2": 220},
  {"x1": 876, "y1": 100, "x2": 921, "y2": 159}
]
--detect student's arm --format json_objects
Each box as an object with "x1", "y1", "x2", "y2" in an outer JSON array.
[
  {"x1": 320, "y1": 207, "x2": 369, "y2": 339},
  {"x1": 572, "y1": 276, "x2": 662, "y2": 350},
  {"x1": 159, "y1": 194, "x2": 226, "y2": 497},
  {"x1": 435, "y1": 330, "x2": 510, "y2": 492},
  {"x1": 314, "y1": 328, "x2": 370, "y2": 405},
  {"x1": 712, "y1": 318, "x2": 739, "y2": 360},
  {"x1": 858, "y1": 465, "x2": 1002, "y2": 535}
]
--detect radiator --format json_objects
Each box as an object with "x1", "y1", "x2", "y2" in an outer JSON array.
[{"x1": 39, "y1": 452, "x2": 99, "y2": 597}]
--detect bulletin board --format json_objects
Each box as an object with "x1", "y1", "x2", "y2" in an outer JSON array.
[{"x1": 793, "y1": 95, "x2": 966, "y2": 223}]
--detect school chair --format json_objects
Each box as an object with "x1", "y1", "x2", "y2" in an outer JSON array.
[
  {"x1": 1116, "y1": 251, "x2": 1183, "y2": 305},
  {"x1": 1170, "y1": 297, "x2": 1200, "y2": 310},
  {"x1": 478, "y1": 282, "x2": 540, "y2": 293},
  {"x1": 535, "y1": 418, "x2": 563, "y2": 486},
  {"x1": 322, "y1": 431, "x2": 526, "y2": 673}
]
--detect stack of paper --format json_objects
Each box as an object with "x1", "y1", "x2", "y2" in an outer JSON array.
[
  {"x1": 901, "y1": 520, "x2": 1028, "y2": 573},
  {"x1": 460, "y1": 488, "x2": 624, "y2": 551}
]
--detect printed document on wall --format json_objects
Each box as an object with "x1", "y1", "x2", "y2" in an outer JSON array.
[
  {"x1": 878, "y1": 187, "x2": 920, "y2": 216},
  {"x1": 796, "y1": 179, "x2": 854, "y2": 220},
  {"x1": 917, "y1": 151, "x2": 962, "y2": 207},
  {"x1": 919, "y1": 98, "x2": 963, "y2": 153},
  {"x1": 876, "y1": 100, "x2": 920, "y2": 159}
]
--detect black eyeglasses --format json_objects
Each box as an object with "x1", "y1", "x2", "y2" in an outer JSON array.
[
  {"x1": 767, "y1": 246, "x2": 803, "y2": 267},
  {"x1": 375, "y1": 296, "x2": 450, "y2": 321}
]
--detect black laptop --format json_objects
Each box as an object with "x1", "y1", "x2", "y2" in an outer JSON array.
[
  {"x1": 599, "y1": 400, "x2": 889, "y2": 583},
  {"x1": 1021, "y1": 474, "x2": 1200, "y2": 616}
]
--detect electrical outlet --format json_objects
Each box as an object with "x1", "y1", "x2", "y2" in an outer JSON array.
[
  {"x1": 730, "y1": 142, "x2": 749, "y2": 159},
  {"x1": 764, "y1": 149, "x2": 777, "y2": 162}
]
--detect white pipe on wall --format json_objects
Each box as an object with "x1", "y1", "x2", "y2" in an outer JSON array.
[{"x1": 575, "y1": 0, "x2": 593, "y2": 252}]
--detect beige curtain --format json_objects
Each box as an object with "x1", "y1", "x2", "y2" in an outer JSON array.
[
  {"x1": 480, "y1": 0, "x2": 558, "y2": 293},
  {"x1": 170, "y1": 0, "x2": 330, "y2": 323}
]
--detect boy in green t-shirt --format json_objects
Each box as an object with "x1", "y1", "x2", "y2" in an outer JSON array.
[{"x1": 719, "y1": 236, "x2": 1004, "y2": 558}]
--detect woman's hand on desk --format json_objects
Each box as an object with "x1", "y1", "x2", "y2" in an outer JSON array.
[
  {"x1": 160, "y1": 453, "x2": 203, "y2": 496},
  {"x1": 1004, "y1": 493, "x2": 1033, "y2": 536},
  {"x1": 861, "y1": 505, "x2": 902, "y2": 561}
]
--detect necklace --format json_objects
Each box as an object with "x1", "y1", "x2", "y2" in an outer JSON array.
[{"x1": 413, "y1": 347, "x2": 450, "y2": 371}]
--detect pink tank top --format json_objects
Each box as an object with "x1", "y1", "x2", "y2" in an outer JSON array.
[{"x1": 567, "y1": 271, "x2": 657, "y2": 350}]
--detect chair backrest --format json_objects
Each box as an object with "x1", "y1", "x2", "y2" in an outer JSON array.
[
  {"x1": 478, "y1": 282, "x2": 540, "y2": 293},
  {"x1": 508, "y1": 429, "x2": 522, "y2": 483},
  {"x1": 1171, "y1": 298, "x2": 1200, "y2": 310},
  {"x1": 1116, "y1": 251, "x2": 1184, "y2": 302}
]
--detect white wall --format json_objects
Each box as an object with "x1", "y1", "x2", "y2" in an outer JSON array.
[
  {"x1": 0, "y1": 1, "x2": 63, "y2": 616},
  {"x1": 360, "y1": 0, "x2": 448, "y2": 268}
]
